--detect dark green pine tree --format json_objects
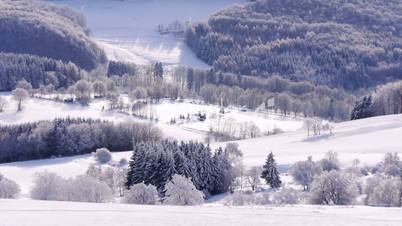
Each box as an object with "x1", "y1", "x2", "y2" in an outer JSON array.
[
  {"x1": 126, "y1": 143, "x2": 147, "y2": 188},
  {"x1": 261, "y1": 152, "x2": 281, "y2": 188}
]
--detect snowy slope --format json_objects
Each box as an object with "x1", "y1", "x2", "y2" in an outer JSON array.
[
  {"x1": 51, "y1": 0, "x2": 248, "y2": 67},
  {"x1": 1, "y1": 109, "x2": 401, "y2": 195},
  {"x1": 1, "y1": 199, "x2": 401, "y2": 226},
  {"x1": 213, "y1": 114, "x2": 402, "y2": 167}
]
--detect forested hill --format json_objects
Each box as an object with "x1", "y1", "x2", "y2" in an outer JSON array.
[
  {"x1": 0, "y1": 0, "x2": 106, "y2": 71},
  {"x1": 186, "y1": 0, "x2": 402, "y2": 90}
]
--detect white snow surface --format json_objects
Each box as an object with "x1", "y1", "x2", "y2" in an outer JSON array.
[
  {"x1": 0, "y1": 199, "x2": 401, "y2": 226},
  {"x1": 213, "y1": 114, "x2": 402, "y2": 167},
  {"x1": 51, "y1": 0, "x2": 248, "y2": 67}
]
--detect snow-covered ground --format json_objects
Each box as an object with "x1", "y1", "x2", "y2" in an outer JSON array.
[
  {"x1": 1, "y1": 199, "x2": 401, "y2": 226},
  {"x1": 51, "y1": 0, "x2": 248, "y2": 67},
  {"x1": 213, "y1": 114, "x2": 402, "y2": 167},
  {"x1": 0, "y1": 93, "x2": 302, "y2": 142}
]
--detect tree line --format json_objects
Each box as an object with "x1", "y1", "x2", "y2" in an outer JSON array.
[
  {"x1": 0, "y1": 118, "x2": 161, "y2": 163},
  {"x1": 186, "y1": 0, "x2": 402, "y2": 90}
]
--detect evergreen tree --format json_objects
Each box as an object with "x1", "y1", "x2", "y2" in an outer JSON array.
[
  {"x1": 261, "y1": 152, "x2": 281, "y2": 188},
  {"x1": 351, "y1": 95, "x2": 374, "y2": 120}
]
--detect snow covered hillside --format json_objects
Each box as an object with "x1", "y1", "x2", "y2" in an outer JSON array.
[
  {"x1": 1, "y1": 103, "x2": 401, "y2": 195},
  {"x1": 51, "y1": 0, "x2": 248, "y2": 67},
  {"x1": 214, "y1": 114, "x2": 402, "y2": 167},
  {"x1": 1, "y1": 199, "x2": 401, "y2": 226}
]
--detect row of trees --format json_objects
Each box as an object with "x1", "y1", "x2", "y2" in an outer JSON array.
[
  {"x1": 0, "y1": 118, "x2": 161, "y2": 163},
  {"x1": 351, "y1": 81, "x2": 402, "y2": 120},
  {"x1": 104, "y1": 62, "x2": 354, "y2": 120},
  {"x1": 231, "y1": 151, "x2": 402, "y2": 207}
]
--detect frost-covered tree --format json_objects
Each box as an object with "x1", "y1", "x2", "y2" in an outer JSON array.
[
  {"x1": 93, "y1": 81, "x2": 106, "y2": 97},
  {"x1": 364, "y1": 176, "x2": 402, "y2": 207},
  {"x1": 247, "y1": 166, "x2": 262, "y2": 191},
  {"x1": 320, "y1": 151, "x2": 340, "y2": 172},
  {"x1": 124, "y1": 183, "x2": 159, "y2": 205},
  {"x1": 0, "y1": 96, "x2": 8, "y2": 112},
  {"x1": 16, "y1": 80, "x2": 33, "y2": 94},
  {"x1": 68, "y1": 175, "x2": 113, "y2": 203},
  {"x1": 378, "y1": 153, "x2": 402, "y2": 177},
  {"x1": 73, "y1": 80, "x2": 92, "y2": 105},
  {"x1": 94, "y1": 148, "x2": 112, "y2": 164},
  {"x1": 0, "y1": 173, "x2": 20, "y2": 199},
  {"x1": 30, "y1": 171, "x2": 66, "y2": 201},
  {"x1": 272, "y1": 188, "x2": 300, "y2": 205},
  {"x1": 291, "y1": 156, "x2": 321, "y2": 191},
  {"x1": 261, "y1": 152, "x2": 281, "y2": 188},
  {"x1": 310, "y1": 171, "x2": 357, "y2": 205},
  {"x1": 163, "y1": 174, "x2": 204, "y2": 206},
  {"x1": 12, "y1": 88, "x2": 29, "y2": 111}
]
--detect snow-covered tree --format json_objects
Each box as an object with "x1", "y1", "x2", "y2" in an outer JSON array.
[
  {"x1": 0, "y1": 96, "x2": 8, "y2": 112},
  {"x1": 68, "y1": 175, "x2": 113, "y2": 203},
  {"x1": 261, "y1": 152, "x2": 281, "y2": 188},
  {"x1": 94, "y1": 148, "x2": 112, "y2": 164},
  {"x1": 272, "y1": 188, "x2": 300, "y2": 205},
  {"x1": 291, "y1": 156, "x2": 321, "y2": 191},
  {"x1": 73, "y1": 80, "x2": 92, "y2": 105},
  {"x1": 378, "y1": 153, "x2": 402, "y2": 177},
  {"x1": 124, "y1": 183, "x2": 159, "y2": 205},
  {"x1": 12, "y1": 88, "x2": 29, "y2": 111},
  {"x1": 93, "y1": 81, "x2": 107, "y2": 97},
  {"x1": 320, "y1": 151, "x2": 340, "y2": 172},
  {"x1": 365, "y1": 176, "x2": 402, "y2": 207},
  {"x1": 30, "y1": 171, "x2": 66, "y2": 201},
  {"x1": 0, "y1": 173, "x2": 20, "y2": 199},
  {"x1": 163, "y1": 174, "x2": 204, "y2": 206},
  {"x1": 247, "y1": 166, "x2": 262, "y2": 191},
  {"x1": 310, "y1": 171, "x2": 357, "y2": 205},
  {"x1": 16, "y1": 80, "x2": 33, "y2": 94}
]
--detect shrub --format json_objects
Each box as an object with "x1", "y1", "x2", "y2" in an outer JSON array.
[
  {"x1": 0, "y1": 173, "x2": 20, "y2": 199},
  {"x1": 124, "y1": 183, "x2": 159, "y2": 205},
  {"x1": 163, "y1": 175, "x2": 204, "y2": 206},
  {"x1": 94, "y1": 148, "x2": 112, "y2": 164}
]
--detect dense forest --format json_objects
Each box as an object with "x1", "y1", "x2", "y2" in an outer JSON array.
[
  {"x1": 0, "y1": 118, "x2": 161, "y2": 163},
  {"x1": 0, "y1": 53, "x2": 83, "y2": 91},
  {"x1": 0, "y1": 0, "x2": 106, "y2": 70},
  {"x1": 186, "y1": 0, "x2": 402, "y2": 90}
]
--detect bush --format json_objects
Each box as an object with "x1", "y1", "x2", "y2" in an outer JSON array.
[
  {"x1": 225, "y1": 192, "x2": 256, "y2": 206},
  {"x1": 163, "y1": 175, "x2": 204, "y2": 206},
  {"x1": 124, "y1": 183, "x2": 159, "y2": 205},
  {"x1": 68, "y1": 176, "x2": 113, "y2": 203},
  {"x1": 31, "y1": 171, "x2": 113, "y2": 203},
  {"x1": 0, "y1": 173, "x2": 20, "y2": 199},
  {"x1": 94, "y1": 148, "x2": 112, "y2": 164},
  {"x1": 272, "y1": 188, "x2": 300, "y2": 205}
]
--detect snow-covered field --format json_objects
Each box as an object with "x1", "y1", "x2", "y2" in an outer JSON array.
[
  {"x1": 214, "y1": 114, "x2": 402, "y2": 167},
  {"x1": 51, "y1": 0, "x2": 248, "y2": 67},
  {"x1": 0, "y1": 93, "x2": 302, "y2": 142},
  {"x1": 0, "y1": 199, "x2": 401, "y2": 226}
]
